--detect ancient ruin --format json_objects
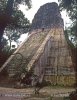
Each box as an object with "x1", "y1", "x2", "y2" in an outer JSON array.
[
  {"x1": 0, "y1": 2, "x2": 75, "y2": 86},
  {"x1": 30, "y1": 3, "x2": 63, "y2": 30}
]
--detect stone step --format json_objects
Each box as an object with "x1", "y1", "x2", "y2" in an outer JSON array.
[
  {"x1": 8, "y1": 70, "x2": 20, "y2": 73},
  {"x1": 7, "y1": 60, "x2": 27, "y2": 77},
  {"x1": 24, "y1": 97, "x2": 49, "y2": 100},
  {"x1": 9, "y1": 73, "x2": 15, "y2": 77},
  {"x1": 24, "y1": 96, "x2": 69, "y2": 100},
  {"x1": 8, "y1": 70, "x2": 20, "y2": 74},
  {"x1": 52, "y1": 97, "x2": 64, "y2": 100}
]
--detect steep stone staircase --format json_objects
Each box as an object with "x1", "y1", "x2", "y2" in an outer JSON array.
[{"x1": 0, "y1": 29, "x2": 50, "y2": 87}]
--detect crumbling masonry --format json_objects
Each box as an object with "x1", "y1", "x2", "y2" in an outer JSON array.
[{"x1": 0, "y1": 2, "x2": 75, "y2": 86}]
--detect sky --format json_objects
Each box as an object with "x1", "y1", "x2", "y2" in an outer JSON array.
[{"x1": 18, "y1": 0, "x2": 72, "y2": 43}]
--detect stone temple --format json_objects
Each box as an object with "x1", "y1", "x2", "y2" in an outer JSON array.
[{"x1": 0, "y1": 2, "x2": 75, "y2": 86}]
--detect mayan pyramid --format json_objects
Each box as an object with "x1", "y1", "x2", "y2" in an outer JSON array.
[{"x1": 0, "y1": 2, "x2": 75, "y2": 86}]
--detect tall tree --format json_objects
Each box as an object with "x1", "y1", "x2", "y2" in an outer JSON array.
[
  {"x1": 0, "y1": 0, "x2": 31, "y2": 49},
  {"x1": 0, "y1": 0, "x2": 31, "y2": 68}
]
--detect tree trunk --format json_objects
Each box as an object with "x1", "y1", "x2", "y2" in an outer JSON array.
[
  {"x1": 71, "y1": 48, "x2": 77, "y2": 89},
  {"x1": 0, "y1": 0, "x2": 14, "y2": 47},
  {"x1": 0, "y1": 26, "x2": 6, "y2": 50}
]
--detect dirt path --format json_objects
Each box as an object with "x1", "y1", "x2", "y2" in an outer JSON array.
[
  {"x1": 0, "y1": 96, "x2": 21, "y2": 100},
  {"x1": 0, "y1": 87, "x2": 75, "y2": 100}
]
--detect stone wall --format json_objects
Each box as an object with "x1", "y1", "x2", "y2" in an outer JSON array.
[
  {"x1": 33, "y1": 28, "x2": 75, "y2": 86},
  {"x1": 30, "y1": 2, "x2": 64, "y2": 31}
]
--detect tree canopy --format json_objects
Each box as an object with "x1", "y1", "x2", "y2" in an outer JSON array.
[
  {"x1": 0, "y1": 0, "x2": 32, "y2": 67},
  {"x1": 0, "y1": 0, "x2": 32, "y2": 50},
  {"x1": 58, "y1": 0, "x2": 77, "y2": 47}
]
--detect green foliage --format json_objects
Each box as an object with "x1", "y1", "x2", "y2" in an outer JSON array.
[
  {"x1": 15, "y1": 0, "x2": 32, "y2": 9},
  {"x1": 0, "y1": 0, "x2": 32, "y2": 12},
  {"x1": 59, "y1": 0, "x2": 77, "y2": 48},
  {"x1": 64, "y1": 29, "x2": 77, "y2": 48},
  {"x1": 11, "y1": 10, "x2": 30, "y2": 31},
  {"x1": 0, "y1": 0, "x2": 7, "y2": 12},
  {"x1": 0, "y1": 0, "x2": 31, "y2": 52},
  {"x1": 1, "y1": 36, "x2": 16, "y2": 54}
]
